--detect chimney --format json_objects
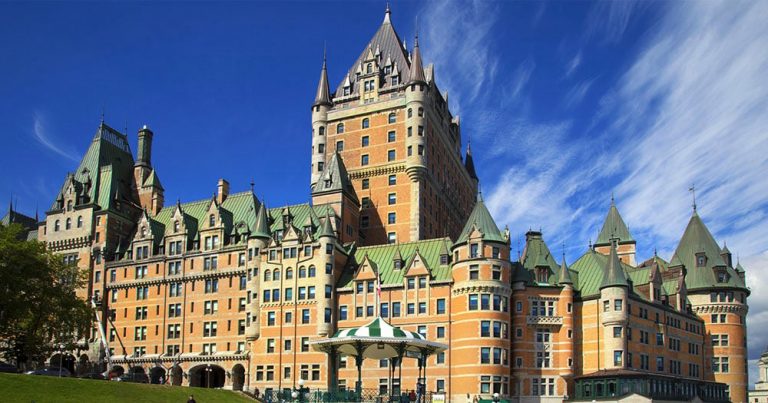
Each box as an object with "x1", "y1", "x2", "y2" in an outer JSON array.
[
  {"x1": 217, "y1": 179, "x2": 230, "y2": 204},
  {"x1": 136, "y1": 125, "x2": 153, "y2": 167}
]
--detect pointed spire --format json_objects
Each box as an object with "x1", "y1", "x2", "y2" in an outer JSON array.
[
  {"x1": 600, "y1": 241, "x2": 628, "y2": 290},
  {"x1": 689, "y1": 184, "x2": 697, "y2": 212},
  {"x1": 558, "y1": 251, "x2": 573, "y2": 285},
  {"x1": 383, "y1": 1, "x2": 391, "y2": 24},
  {"x1": 408, "y1": 33, "x2": 426, "y2": 85},
  {"x1": 253, "y1": 202, "x2": 271, "y2": 239},
  {"x1": 464, "y1": 140, "x2": 478, "y2": 180},
  {"x1": 318, "y1": 207, "x2": 335, "y2": 239},
  {"x1": 596, "y1": 196, "x2": 634, "y2": 246},
  {"x1": 313, "y1": 49, "x2": 332, "y2": 107},
  {"x1": 455, "y1": 189, "x2": 505, "y2": 245}
]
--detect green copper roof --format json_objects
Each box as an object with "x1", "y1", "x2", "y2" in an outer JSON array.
[
  {"x1": 318, "y1": 208, "x2": 335, "y2": 238},
  {"x1": 596, "y1": 198, "x2": 634, "y2": 245},
  {"x1": 600, "y1": 243, "x2": 629, "y2": 290},
  {"x1": 455, "y1": 193, "x2": 505, "y2": 245},
  {"x1": 558, "y1": 257, "x2": 573, "y2": 285},
  {"x1": 252, "y1": 203, "x2": 271, "y2": 239},
  {"x1": 52, "y1": 123, "x2": 136, "y2": 212},
  {"x1": 311, "y1": 152, "x2": 358, "y2": 203},
  {"x1": 153, "y1": 191, "x2": 261, "y2": 241},
  {"x1": 520, "y1": 231, "x2": 561, "y2": 286},
  {"x1": 670, "y1": 211, "x2": 746, "y2": 291},
  {"x1": 571, "y1": 249, "x2": 635, "y2": 298},
  {"x1": 267, "y1": 203, "x2": 331, "y2": 236},
  {"x1": 338, "y1": 238, "x2": 452, "y2": 288}
]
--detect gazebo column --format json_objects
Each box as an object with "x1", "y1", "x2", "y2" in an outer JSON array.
[
  {"x1": 420, "y1": 348, "x2": 431, "y2": 403},
  {"x1": 355, "y1": 341, "x2": 364, "y2": 399},
  {"x1": 328, "y1": 345, "x2": 338, "y2": 393},
  {"x1": 397, "y1": 343, "x2": 406, "y2": 397}
]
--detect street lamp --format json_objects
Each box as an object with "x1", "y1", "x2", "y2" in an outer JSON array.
[
  {"x1": 492, "y1": 392, "x2": 500, "y2": 402},
  {"x1": 296, "y1": 378, "x2": 306, "y2": 402},
  {"x1": 205, "y1": 364, "x2": 212, "y2": 388},
  {"x1": 58, "y1": 344, "x2": 65, "y2": 378}
]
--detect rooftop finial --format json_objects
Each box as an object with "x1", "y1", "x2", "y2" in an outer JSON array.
[
  {"x1": 323, "y1": 40, "x2": 327, "y2": 64},
  {"x1": 610, "y1": 191, "x2": 615, "y2": 205},
  {"x1": 414, "y1": 15, "x2": 420, "y2": 46},
  {"x1": 250, "y1": 178, "x2": 255, "y2": 193},
  {"x1": 689, "y1": 184, "x2": 697, "y2": 212},
  {"x1": 384, "y1": 1, "x2": 391, "y2": 23}
]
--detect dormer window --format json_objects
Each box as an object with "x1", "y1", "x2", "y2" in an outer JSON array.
[
  {"x1": 209, "y1": 214, "x2": 215, "y2": 227},
  {"x1": 174, "y1": 220, "x2": 180, "y2": 232},
  {"x1": 141, "y1": 226, "x2": 147, "y2": 238},
  {"x1": 67, "y1": 200, "x2": 73, "y2": 211},
  {"x1": 343, "y1": 86, "x2": 350, "y2": 96},
  {"x1": 394, "y1": 259, "x2": 402, "y2": 270},
  {"x1": 695, "y1": 253, "x2": 707, "y2": 267},
  {"x1": 716, "y1": 270, "x2": 728, "y2": 283},
  {"x1": 536, "y1": 268, "x2": 549, "y2": 283},
  {"x1": 391, "y1": 76, "x2": 399, "y2": 86},
  {"x1": 384, "y1": 66, "x2": 391, "y2": 75},
  {"x1": 367, "y1": 63, "x2": 372, "y2": 73},
  {"x1": 440, "y1": 254, "x2": 449, "y2": 265}
]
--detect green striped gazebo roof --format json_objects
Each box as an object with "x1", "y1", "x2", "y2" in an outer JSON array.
[{"x1": 311, "y1": 317, "x2": 447, "y2": 360}]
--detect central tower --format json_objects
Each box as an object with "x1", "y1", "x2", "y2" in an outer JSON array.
[{"x1": 310, "y1": 6, "x2": 478, "y2": 245}]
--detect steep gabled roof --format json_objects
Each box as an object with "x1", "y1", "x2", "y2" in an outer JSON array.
[
  {"x1": 670, "y1": 211, "x2": 746, "y2": 291},
  {"x1": 311, "y1": 152, "x2": 358, "y2": 202},
  {"x1": 252, "y1": 202, "x2": 271, "y2": 239},
  {"x1": 318, "y1": 208, "x2": 335, "y2": 239},
  {"x1": 313, "y1": 54, "x2": 332, "y2": 107},
  {"x1": 143, "y1": 169, "x2": 163, "y2": 190},
  {"x1": 455, "y1": 193, "x2": 505, "y2": 245},
  {"x1": 595, "y1": 197, "x2": 634, "y2": 245},
  {"x1": 333, "y1": 8, "x2": 411, "y2": 97},
  {"x1": 464, "y1": 142, "x2": 478, "y2": 180},
  {"x1": 520, "y1": 231, "x2": 560, "y2": 286},
  {"x1": 558, "y1": 255, "x2": 573, "y2": 285}
]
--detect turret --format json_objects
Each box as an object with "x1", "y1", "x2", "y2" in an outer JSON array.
[
  {"x1": 311, "y1": 53, "x2": 332, "y2": 188},
  {"x1": 464, "y1": 141, "x2": 478, "y2": 185},
  {"x1": 311, "y1": 152, "x2": 360, "y2": 244},
  {"x1": 599, "y1": 240, "x2": 629, "y2": 370},
  {"x1": 316, "y1": 208, "x2": 337, "y2": 336},
  {"x1": 245, "y1": 202, "x2": 271, "y2": 341},
  {"x1": 404, "y1": 33, "x2": 427, "y2": 183},
  {"x1": 133, "y1": 125, "x2": 164, "y2": 215}
]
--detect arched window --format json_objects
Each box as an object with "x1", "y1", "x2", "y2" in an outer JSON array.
[
  {"x1": 299, "y1": 266, "x2": 307, "y2": 278},
  {"x1": 264, "y1": 269, "x2": 271, "y2": 282},
  {"x1": 367, "y1": 63, "x2": 372, "y2": 73},
  {"x1": 286, "y1": 268, "x2": 293, "y2": 280},
  {"x1": 408, "y1": 108, "x2": 413, "y2": 118},
  {"x1": 65, "y1": 218, "x2": 72, "y2": 230},
  {"x1": 67, "y1": 200, "x2": 73, "y2": 211},
  {"x1": 418, "y1": 107, "x2": 424, "y2": 117},
  {"x1": 54, "y1": 220, "x2": 60, "y2": 232},
  {"x1": 273, "y1": 269, "x2": 281, "y2": 281},
  {"x1": 336, "y1": 123, "x2": 344, "y2": 134},
  {"x1": 362, "y1": 118, "x2": 369, "y2": 129},
  {"x1": 77, "y1": 216, "x2": 83, "y2": 228},
  {"x1": 319, "y1": 126, "x2": 325, "y2": 136},
  {"x1": 388, "y1": 113, "x2": 396, "y2": 124},
  {"x1": 308, "y1": 265, "x2": 317, "y2": 278},
  {"x1": 209, "y1": 214, "x2": 215, "y2": 227},
  {"x1": 141, "y1": 226, "x2": 147, "y2": 237},
  {"x1": 174, "y1": 221, "x2": 180, "y2": 232}
]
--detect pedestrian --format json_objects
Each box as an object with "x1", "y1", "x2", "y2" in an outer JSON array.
[{"x1": 187, "y1": 395, "x2": 196, "y2": 403}]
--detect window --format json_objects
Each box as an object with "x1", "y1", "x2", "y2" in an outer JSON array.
[
  {"x1": 388, "y1": 193, "x2": 396, "y2": 205},
  {"x1": 418, "y1": 302, "x2": 427, "y2": 314},
  {"x1": 437, "y1": 326, "x2": 445, "y2": 338},
  {"x1": 336, "y1": 123, "x2": 344, "y2": 134},
  {"x1": 302, "y1": 309, "x2": 310, "y2": 324},
  {"x1": 614, "y1": 299, "x2": 623, "y2": 311},
  {"x1": 613, "y1": 327, "x2": 622, "y2": 337},
  {"x1": 203, "y1": 321, "x2": 218, "y2": 337},
  {"x1": 362, "y1": 118, "x2": 369, "y2": 129},
  {"x1": 481, "y1": 348, "x2": 490, "y2": 364},
  {"x1": 54, "y1": 220, "x2": 60, "y2": 231},
  {"x1": 361, "y1": 178, "x2": 369, "y2": 190},
  {"x1": 614, "y1": 351, "x2": 623, "y2": 366},
  {"x1": 536, "y1": 351, "x2": 551, "y2": 368},
  {"x1": 407, "y1": 278, "x2": 415, "y2": 290},
  {"x1": 469, "y1": 265, "x2": 479, "y2": 280},
  {"x1": 209, "y1": 214, "x2": 215, "y2": 227},
  {"x1": 469, "y1": 294, "x2": 478, "y2": 310},
  {"x1": 65, "y1": 218, "x2": 71, "y2": 230},
  {"x1": 492, "y1": 266, "x2": 501, "y2": 280},
  {"x1": 656, "y1": 356, "x2": 664, "y2": 371},
  {"x1": 713, "y1": 357, "x2": 729, "y2": 373},
  {"x1": 361, "y1": 154, "x2": 369, "y2": 166},
  {"x1": 388, "y1": 232, "x2": 396, "y2": 244},
  {"x1": 436, "y1": 299, "x2": 446, "y2": 314},
  {"x1": 387, "y1": 149, "x2": 395, "y2": 161},
  {"x1": 470, "y1": 243, "x2": 479, "y2": 258},
  {"x1": 388, "y1": 113, "x2": 396, "y2": 123},
  {"x1": 407, "y1": 303, "x2": 415, "y2": 315},
  {"x1": 204, "y1": 279, "x2": 218, "y2": 293},
  {"x1": 388, "y1": 131, "x2": 396, "y2": 142},
  {"x1": 392, "y1": 302, "x2": 401, "y2": 317},
  {"x1": 77, "y1": 216, "x2": 83, "y2": 228}
]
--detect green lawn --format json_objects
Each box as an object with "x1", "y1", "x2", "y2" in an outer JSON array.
[{"x1": 0, "y1": 373, "x2": 254, "y2": 403}]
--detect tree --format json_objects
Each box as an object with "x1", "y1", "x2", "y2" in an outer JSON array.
[{"x1": 0, "y1": 223, "x2": 92, "y2": 368}]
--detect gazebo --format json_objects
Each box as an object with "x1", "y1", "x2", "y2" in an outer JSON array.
[{"x1": 311, "y1": 317, "x2": 448, "y2": 401}]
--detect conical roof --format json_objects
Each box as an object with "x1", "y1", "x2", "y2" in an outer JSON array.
[
  {"x1": 558, "y1": 255, "x2": 573, "y2": 285},
  {"x1": 143, "y1": 169, "x2": 163, "y2": 190},
  {"x1": 671, "y1": 211, "x2": 746, "y2": 291},
  {"x1": 313, "y1": 56, "x2": 332, "y2": 107},
  {"x1": 464, "y1": 142, "x2": 478, "y2": 180},
  {"x1": 600, "y1": 242, "x2": 629, "y2": 290},
  {"x1": 455, "y1": 193, "x2": 505, "y2": 245},
  {"x1": 596, "y1": 197, "x2": 634, "y2": 245},
  {"x1": 252, "y1": 202, "x2": 271, "y2": 239},
  {"x1": 408, "y1": 34, "x2": 426, "y2": 85},
  {"x1": 318, "y1": 207, "x2": 335, "y2": 239}
]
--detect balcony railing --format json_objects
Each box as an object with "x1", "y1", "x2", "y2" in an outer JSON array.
[{"x1": 526, "y1": 315, "x2": 563, "y2": 326}]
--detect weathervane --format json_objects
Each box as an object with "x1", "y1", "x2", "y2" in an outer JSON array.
[{"x1": 689, "y1": 184, "x2": 697, "y2": 211}]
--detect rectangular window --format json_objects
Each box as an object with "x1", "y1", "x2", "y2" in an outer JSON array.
[
  {"x1": 436, "y1": 299, "x2": 446, "y2": 314},
  {"x1": 469, "y1": 294, "x2": 478, "y2": 310},
  {"x1": 388, "y1": 174, "x2": 396, "y2": 185},
  {"x1": 614, "y1": 299, "x2": 623, "y2": 311},
  {"x1": 361, "y1": 154, "x2": 369, "y2": 166},
  {"x1": 392, "y1": 302, "x2": 401, "y2": 317},
  {"x1": 387, "y1": 150, "x2": 395, "y2": 161},
  {"x1": 388, "y1": 193, "x2": 396, "y2": 205},
  {"x1": 388, "y1": 212, "x2": 396, "y2": 224},
  {"x1": 362, "y1": 136, "x2": 369, "y2": 147},
  {"x1": 336, "y1": 140, "x2": 344, "y2": 151},
  {"x1": 614, "y1": 351, "x2": 623, "y2": 366}
]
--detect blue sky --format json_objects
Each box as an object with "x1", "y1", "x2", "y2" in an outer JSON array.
[{"x1": 2, "y1": 0, "x2": 767, "y2": 379}]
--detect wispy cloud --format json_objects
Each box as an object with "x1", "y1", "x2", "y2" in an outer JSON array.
[
  {"x1": 421, "y1": 0, "x2": 500, "y2": 111},
  {"x1": 585, "y1": 0, "x2": 645, "y2": 44},
  {"x1": 32, "y1": 112, "x2": 79, "y2": 162},
  {"x1": 565, "y1": 51, "x2": 582, "y2": 78},
  {"x1": 563, "y1": 79, "x2": 593, "y2": 108}
]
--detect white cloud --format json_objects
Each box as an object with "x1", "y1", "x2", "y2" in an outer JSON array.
[
  {"x1": 585, "y1": 0, "x2": 645, "y2": 44},
  {"x1": 32, "y1": 112, "x2": 79, "y2": 162},
  {"x1": 420, "y1": 0, "x2": 500, "y2": 111},
  {"x1": 565, "y1": 51, "x2": 582, "y2": 78},
  {"x1": 563, "y1": 79, "x2": 593, "y2": 108}
]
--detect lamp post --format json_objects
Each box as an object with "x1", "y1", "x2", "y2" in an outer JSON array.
[
  {"x1": 205, "y1": 364, "x2": 212, "y2": 388},
  {"x1": 492, "y1": 392, "x2": 500, "y2": 402},
  {"x1": 58, "y1": 344, "x2": 65, "y2": 377},
  {"x1": 298, "y1": 378, "x2": 305, "y2": 402}
]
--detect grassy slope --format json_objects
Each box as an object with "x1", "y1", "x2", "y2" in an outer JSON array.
[{"x1": 0, "y1": 373, "x2": 253, "y2": 403}]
